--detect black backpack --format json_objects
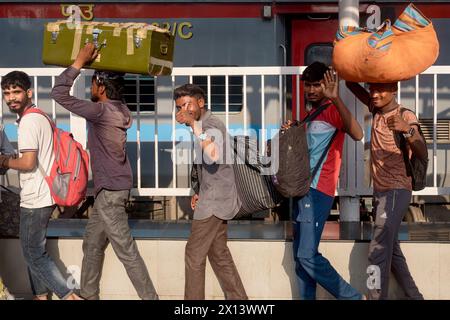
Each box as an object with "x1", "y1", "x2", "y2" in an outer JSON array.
[
  {"x1": 272, "y1": 103, "x2": 337, "y2": 198},
  {"x1": 397, "y1": 108, "x2": 429, "y2": 191}
]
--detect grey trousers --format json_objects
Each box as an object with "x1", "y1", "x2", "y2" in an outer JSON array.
[
  {"x1": 184, "y1": 215, "x2": 247, "y2": 300},
  {"x1": 80, "y1": 189, "x2": 158, "y2": 300},
  {"x1": 368, "y1": 189, "x2": 423, "y2": 300}
]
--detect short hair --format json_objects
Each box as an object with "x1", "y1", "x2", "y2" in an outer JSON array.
[
  {"x1": 92, "y1": 70, "x2": 125, "y2": 101},
  {"x1": 301, "y1": 61, "x2": 329, "y2": 82},
  {"x1": 173, "y1": 84, "x2": 205, "y2": 101},
  {"x1": 368, "y1": 82, "x2": 398, "y2": 92},
  {"x1": 1, "y1": 71, "x2": 31, "y2": 91}
]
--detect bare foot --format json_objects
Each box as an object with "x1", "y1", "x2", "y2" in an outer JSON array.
[{"x1": 33, "y1": 294, "x2": 48, "y2": 300}]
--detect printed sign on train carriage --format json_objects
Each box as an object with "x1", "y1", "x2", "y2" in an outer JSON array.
[{"x1": 60, "y1": 4, "x2": 193, "y2": 40}]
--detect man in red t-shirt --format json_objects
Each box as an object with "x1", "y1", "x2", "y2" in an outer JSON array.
[{"x1": 284, "y1": 62, "x2": 364, "y2": 300}]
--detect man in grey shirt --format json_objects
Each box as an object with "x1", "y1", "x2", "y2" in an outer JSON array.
[
  {"x1": 174, "y1": 84, "x2": 247, "y2": 300},
  {"x1": 51, "y1": 43, "x2": 157, "y2": 300}
]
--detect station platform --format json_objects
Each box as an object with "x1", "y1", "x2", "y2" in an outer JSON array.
[{"x1": 1, "y1": 220, "x2": 449, "y2": 300}]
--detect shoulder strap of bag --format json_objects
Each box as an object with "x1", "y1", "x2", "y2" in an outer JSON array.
[
  {"x1": 397, "y1": 107, "x2": 415, "y2": 177},
  {"x1": 298, "y1": 102, "x2": 332, "y2": 126},
  {"x1": 22, "y1": 107, "x2": 56, "y2": 131},
  {"x1": 310, "y1": 129, "x2": 339, "y2": 182},
  {"x1": 22, "y1": 107, "x2": 56, "y2": 180}
]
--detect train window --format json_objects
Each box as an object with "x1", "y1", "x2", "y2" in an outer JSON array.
[
  {"x1": 305, "y1": 43, "x2": 333, "y2": 67},
  {"x1": 123, "y1": 75, "x2": 155, "y2": 113},
  {"x1": 192, "y1": 76, "x2": 243, "y2": 113}
]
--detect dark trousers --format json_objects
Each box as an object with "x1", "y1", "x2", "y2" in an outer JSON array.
[
  {"x1": 184, "y1": 215, "x2": 247, "y2": 300},
  {"x1": 80, "y1": 189, "x2": 158, "y2": 300},
  {"x1": 368, "y1": 189, "x2": 423, "y2": 300}
]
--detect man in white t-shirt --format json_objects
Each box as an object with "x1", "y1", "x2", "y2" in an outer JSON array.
[{"x1": 0, "y1": 71, "x2": 81, "y2": 300}]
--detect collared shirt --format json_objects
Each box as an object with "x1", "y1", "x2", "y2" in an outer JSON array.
[
  {"x1": 193, "y1": 111, "x2": 241, "y2": 220},
  {"x1": 51, "y1": 67, "x2": 133, "y2": 195},
  {"x1": 371, "y1": 106, "x2": 417, "y2": 192}
]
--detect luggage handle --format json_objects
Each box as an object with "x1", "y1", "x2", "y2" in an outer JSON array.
[
  {"x1": 85, "y1": 28, "x2": 107, "y2": 50},
  {"x1": 160, "y1": 44, "x2": 168, "y2": 55}
]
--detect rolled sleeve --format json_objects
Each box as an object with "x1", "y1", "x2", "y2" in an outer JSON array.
[{"x1": 51, "y1": 66, "x2": 104, "y2": 122}]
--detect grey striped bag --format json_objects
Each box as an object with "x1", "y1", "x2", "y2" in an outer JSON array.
[
  {"x1": 190, "y1": 136, "x2": 283, "y2": 219},
  {"x1": 232, "y1": 136, "x2": 283, "y2": 218}
]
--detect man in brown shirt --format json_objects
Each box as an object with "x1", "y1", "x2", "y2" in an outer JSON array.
[
  {"x1": 347, "y1": 81, "x2": 427, "y2": 300},
  {"x1": 51, "y1": 43, "x2": 158, "y2": 300}
]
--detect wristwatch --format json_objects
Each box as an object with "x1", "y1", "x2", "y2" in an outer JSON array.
[
  {"x1": 197, "y1": 132, "x2": 208, "y2": 141},
  {"x1": 403, "y1": 126, "x2": 415, "y2": 138}
]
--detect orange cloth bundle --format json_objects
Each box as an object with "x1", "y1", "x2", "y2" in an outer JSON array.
[{"x1": 332, "y1": 3, "x2": 439, "y2": 83}]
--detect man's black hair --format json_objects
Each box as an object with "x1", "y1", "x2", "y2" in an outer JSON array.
[
  {"x1": 173, "y1": 84, "x2": 206, "y2": 101},
  {"x1": 301, "y1": 61, "x2": 329, "y2": 82},
  {"x1": 92, "y1": 70, "x2": 125, "y2": 101},
  {"x1": 1, "y1": 71, "x2": 31, "y2": 91}
]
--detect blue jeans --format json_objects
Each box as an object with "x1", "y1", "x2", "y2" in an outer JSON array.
[
  {"x1": 293, "y1": 188, "x2": 362, "y2": 300},
  {"x1": 20, "y1": 206, "x2": 73, "y2": 299}
]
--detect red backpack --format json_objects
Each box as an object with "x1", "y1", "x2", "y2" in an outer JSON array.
[{"x1": 23, "y1": 108, "x2": 89, "y2": 207}]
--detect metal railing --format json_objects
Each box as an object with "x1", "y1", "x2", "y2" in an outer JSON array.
[{"x1": 1, "y1": 66, "x2": 450, "y2": 197}]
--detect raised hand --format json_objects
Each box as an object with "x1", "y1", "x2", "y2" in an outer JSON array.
[
  {"x1": 72, "y1": 42, "x2": 99, "y2": 70},
  {"x1": 387, "y1": 115, "x2": 410, "y2": 133},
  {"x1": 175, "y1": 109, "x2": 195, "y2": 127},
  {"x1": 321, "y1": 68, "x2": 339, "y2": 100}
]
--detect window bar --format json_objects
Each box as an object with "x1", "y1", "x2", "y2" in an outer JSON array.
[
  {"x1": 225, "y1": 75, "x2": 229, "y2": 131},
  {"x1": 261, "y1": 75, "x2": 266, "y2": 155},
  {"x1": 34, "y1": 76, "x2": 38, "y2": 107},
  {"x1": 154, "y1": 77, "x2": 159, "y2": 189},
  {"x1": 415, "y1": 75, "x2": 419, "y2": 119},
  {"x1": 433, "y1": 74, "x2": 437, "y2": 187},
  {"x1": 243, "y1": 75, "x2": 248, "y2": 136},
  {"x1": 0, "y1": 76, "x2": 3, "y2": 124},
  {"x1": 279, "y1": 75, "x2": 283, "y2": 126},
  {"x1": 136, "y1": 76, "x2": 142, "y2": 190},
  {"x1": 296, "y1": 74, "x2": 300, "y2": 121},
  {"x1": 172, "y1": 76, "x2": 177, "y2": 188},
  {"x1": 51, "y1": 77, "x2": 56, "y2": 123},
  {"x1": 207, "y1": 75, "x2": 211, "y2": 112}
]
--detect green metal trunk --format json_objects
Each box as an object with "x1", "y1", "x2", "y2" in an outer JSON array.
[{"x1": 42, "y1": 21, "x2": 175, "y2": 75}]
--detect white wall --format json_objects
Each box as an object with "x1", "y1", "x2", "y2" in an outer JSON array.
[{"x1": 0, "y1": 239, "x2": 449, "y2": 300}]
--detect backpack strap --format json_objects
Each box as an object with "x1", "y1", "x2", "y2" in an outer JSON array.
[
  {"x1": 397, "y1": 107, "x2": 420, "y2": 177},
  {"x1": 310, "y1": 129, "x2": 339, "y2": 182},
  {"x1": 21, "y1": 107, "x2": 56, "y2": 180},
  {"x1": 295, "y1": 101, "x2": 337, "y2": 182},
  {"x1": 22, "y1": 107, "x2": 56, "y2": 131},
  {"x1": 298, "y1": 102, "x2": 332, "y2": 126}
]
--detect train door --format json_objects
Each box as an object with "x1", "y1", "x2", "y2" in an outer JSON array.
[{"x1": 290, "y1": 17, "x2": 338, "y2": 120}]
